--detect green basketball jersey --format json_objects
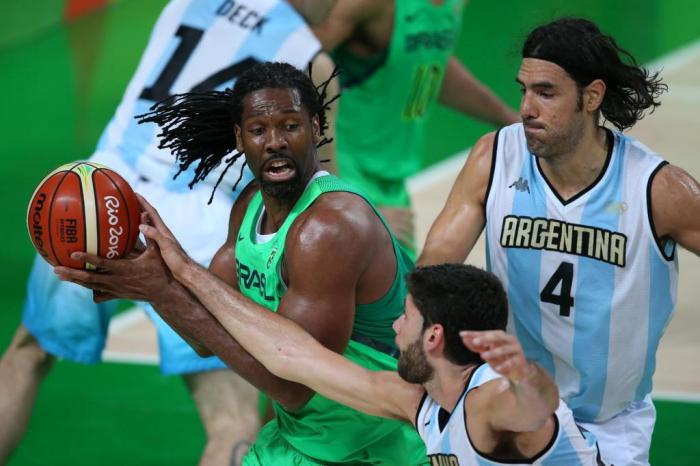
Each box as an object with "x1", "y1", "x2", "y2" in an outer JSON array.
[
  {"x1": 333, "y1": 0, "x2": 464, "y2": 188},
  {"x1": 235, "y1": 174, "x2": 427, "y2": 464}
]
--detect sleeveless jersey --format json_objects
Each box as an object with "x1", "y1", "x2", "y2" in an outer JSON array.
[
  {"x1": 234, "y1": 174, "x2": 427, "y2": 464},
  {"x1": 333, "y1": 0, "x2": 464, "y2": 183},
  {"x1": 485, "y1": 123, "x2": 678, "y2": 422},
  {"x1": 416, "y1": 364, "x2": 601, "y2": 465},
  {"x1": 95, "y1": 0, "x2": 320, "y2": 192}
]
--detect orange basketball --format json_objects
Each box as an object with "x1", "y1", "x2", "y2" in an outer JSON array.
[{"x1": 26, "y1": 162, "x2": 141, "y2": 269}]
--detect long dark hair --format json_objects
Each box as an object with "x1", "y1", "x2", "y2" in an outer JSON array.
[
  {"x1": 137, "y1": 62, "x2": 339, "y2": 202},
  {"x1": 523, "y1": 17, "x2": 667, "y2": 130}
]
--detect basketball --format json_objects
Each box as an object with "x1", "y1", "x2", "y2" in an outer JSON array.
[{"x1": 26, "y1": 162, "x2": 141, "y2": 269}]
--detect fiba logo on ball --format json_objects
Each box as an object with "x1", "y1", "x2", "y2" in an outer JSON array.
[{"x1": 26, "y1": 162, "x2": 141, "y2": 269}]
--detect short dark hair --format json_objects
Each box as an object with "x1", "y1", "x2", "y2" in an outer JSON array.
[
  {"x1": 406, "y1": 264, "x2": 508, "y2": 367},
  {"x1": 522, "y1": 17, "x2": 667, "y2": 131},
  {"x1": 136, "y1": 61, "x2": 338, "y2": 202}
]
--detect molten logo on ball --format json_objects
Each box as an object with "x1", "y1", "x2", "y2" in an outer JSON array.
[{"x1": 31, "y1": 193, "x2": 49, "y2": 260}]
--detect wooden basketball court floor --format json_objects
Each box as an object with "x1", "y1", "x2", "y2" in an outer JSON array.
[{"x1": 104, "y1": 40, "x2": 700, "y2": 401}]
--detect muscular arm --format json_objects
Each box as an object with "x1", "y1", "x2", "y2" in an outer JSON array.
[
  {"x1": 181, "y1": 182, "x2": 258, "y2": 357},
  {"x1": 57, "y1": 184, "x2": 328, "y2": 408},
  {"x1": 439, "y1": 57, "x2": 519, "y2": 127},
  {"x1": 179, "y1": 260, "x2": 422, "y2": 420},
  {"x1": 159, "y1": 194, "x2": 416, "y2": 412},
  {"x1": 651, "y1": 164, "x2": 700, "y2": 256},
  {"x1": 418, "y1": 132, "x2": 495, "y2": 265}
]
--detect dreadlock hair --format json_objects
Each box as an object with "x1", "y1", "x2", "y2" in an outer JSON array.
[
  {"x1": 136, "y1": 61, "x2": 340, "y2": 203},
  {"x1": 406, "y1": 264, "x2": 508, "y2": 367},
  {"x1": 522, "y1": 17, "x2": 667, "y2": 131}
]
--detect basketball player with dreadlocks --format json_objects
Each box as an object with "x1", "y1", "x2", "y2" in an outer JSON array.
[
  {"x1": 97, "y1": 227, "x2": 605, "y2": 466},
  {"x1": 0, "y1": 1, "x2": 338, "y2": 464},
  {"x1": 419, "y1": 18, "x2": 700, "y2": 466},
  {"x1": 56, "y1": 61, "x2": 429, "y2": 465}
]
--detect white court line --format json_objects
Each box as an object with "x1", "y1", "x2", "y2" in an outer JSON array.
[
  {"x1": 107, "y1": 306, "x2": 143, "y2": 334},
  {"x1": 103, "y1": 351, "x2": 159, "y2": 365},
  {"x1": 652, "y1": 390, "x2": 700, "y2": 404},
  {"x1": 103, "y1": 306, "x2": 160, "y2": 365},
  {"x1": 666, "y1": 85, "x2": 700, "y2": 102},
  {"x1": 407, "y1": 149, "x2": 469, "y2": 193},
  {"x1": 646, "y1": 37, "x2": 700, "y2": 74}
]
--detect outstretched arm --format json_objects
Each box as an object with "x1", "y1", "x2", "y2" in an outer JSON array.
[
  {"x1": 418, "y1": 132, "x2": 495, "y2": 265},
  {"x1": 141, "y1": 194, "x2": 423, "y2": 417},
  {"x1": 168, "y1": 258, "x2": 420, "y2": 421},
  {"x1": 439, "y1": 57, "x2": 519, "y2": 127},
  {"x1": 54, "y1": 189, "x2": 343, "y2": 409},
  {"x1": 461, "y1": 330, "x2": 559, "y2": 433}
]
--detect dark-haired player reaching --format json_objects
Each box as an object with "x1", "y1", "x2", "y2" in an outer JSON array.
[
  {"x1": 94, "y1": 230, "x2": 605, "y2": 465},
  {"x1": 419, "y1": 18, "x2": 700, "y2": 465},
  {"x1": 56, "y1": 61, "x2": 428, "y2": 465}
]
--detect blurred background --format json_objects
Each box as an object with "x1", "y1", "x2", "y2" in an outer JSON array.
[{"x1": 1, "y1": 0, "x2": 698, "y2": 464}]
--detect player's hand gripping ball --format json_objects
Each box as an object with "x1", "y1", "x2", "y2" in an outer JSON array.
[{"x1": 26, "y1": 162, "x2": 141, "y2": 269}]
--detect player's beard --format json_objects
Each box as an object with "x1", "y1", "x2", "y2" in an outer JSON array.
[
  {"x1": 525, "y1": 107, "x2": 586, "y2": 160},
  {"x1": 397, "y1": 338, "x2": 434, "y2": 384},
  {"x1": 260, "y1": 174, "x2": 303, "y2": 200},
  {"x1": 259, "y1": 155, "x2": 304, "y2": 201}
]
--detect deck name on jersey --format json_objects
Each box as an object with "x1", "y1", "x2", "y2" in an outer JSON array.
[
  {"x1": 236, "y1": 259, "x2": 275, "y2": 301},
  {"x1": 428, "y1": 454, "x2": 460, "y2": 466},
  {"x1": 500, "y1": 215, "x2": 627, "y2": 267},
  {"x1": 216, "y1": 1, "x2": 268, "y2": 34}
]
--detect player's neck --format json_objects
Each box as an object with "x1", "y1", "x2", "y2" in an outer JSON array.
[
  {"x1": 260, "y1": 194, "x2": 301, "y2": 232},
  {"x1": 538, "y1": 125, "x2": 609, "y2": 200},
  {"x1": 424, "y1": 363, "x2": 477, "y2": 412}
]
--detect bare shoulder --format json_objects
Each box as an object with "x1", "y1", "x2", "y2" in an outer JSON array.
[
  {"x1": 650, "y1": 163, "x2": 697, "y2": 193},
  {"x1": 285, "y1": 192, "x2": 380, "y2": 261},
  {"x1": 650, "y1": 163, "x2": 700, "y2": 244},
  {"x1": 289, "y1": 192, "x2": 378, "y2": 244},
  {"x1": 449, "y1": 130, "x2": 498, "y2": 201},
  {"x1": 372, "y1": 371, "x2": 427, "y2": 423},
  {"x1": 464, "y1": 131, "x2": 497, "y2": 175}
]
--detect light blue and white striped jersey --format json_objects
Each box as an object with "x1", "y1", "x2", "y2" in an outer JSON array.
[
  {"x1": 485, "y1": 123, "x2": 678, "y2": 422},
  {"x1": 95, "y1": 0, "x2": 321, "y2": 193},
  {"x1": 416, "y1": 364, "x2": 601, "y2": 465}
]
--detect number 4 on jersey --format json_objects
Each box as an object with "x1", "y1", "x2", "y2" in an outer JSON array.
[{"x1": 540, "y1": 262, "x2": 574, "y2": 317}]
